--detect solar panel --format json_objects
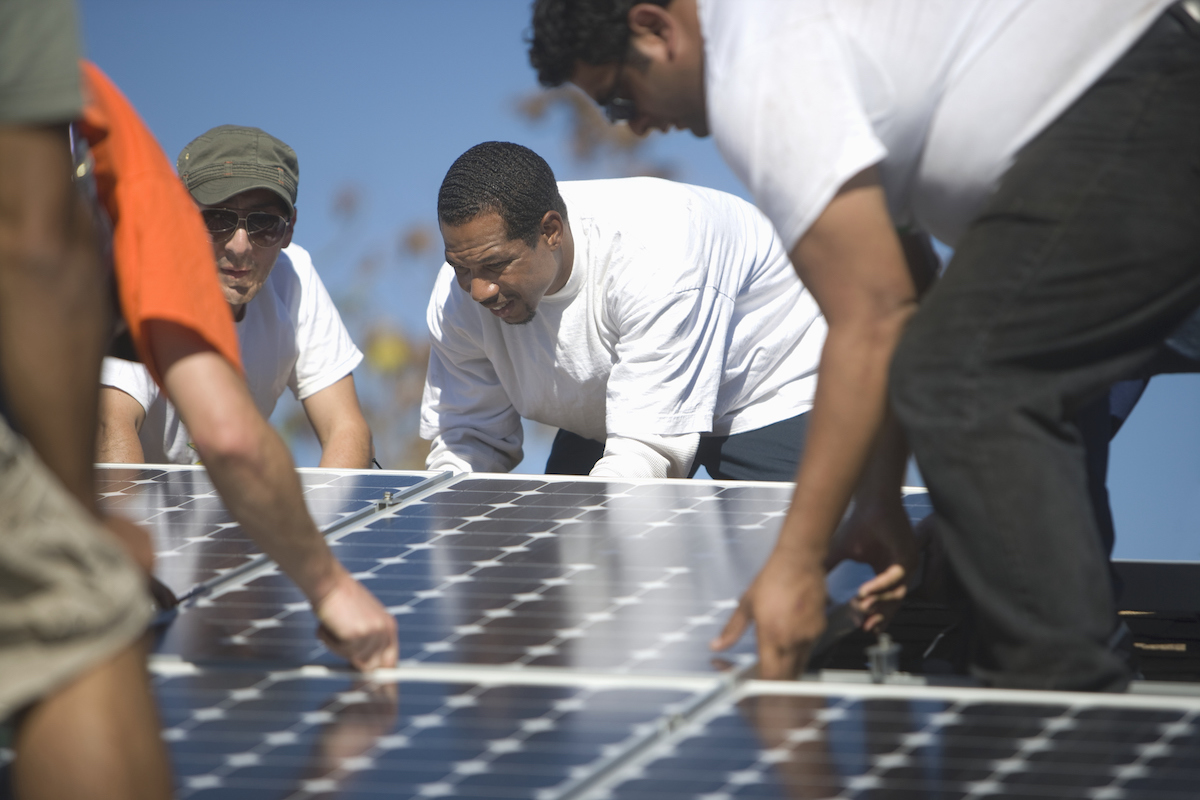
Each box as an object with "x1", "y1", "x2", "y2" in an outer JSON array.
[
  {"x1": 151, "y1": 664, "x2": 710, "y2": 800},
  {"x1": 96, "y1": 465, "x2": 429, "y2": 596},
  {"x1": 4, "y1": 466, "x2": 1190, "y2": 799},
  {"x1": 585, "y1": 682, "x2": 1200, "y2": 800},
  {"x1": 155, "y1": 475, "x2": 804, "y2": 672}
]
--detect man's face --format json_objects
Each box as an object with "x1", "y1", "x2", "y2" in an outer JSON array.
[
  {"x1": 200, "y1": 188, "x2": 294, "y2": 319},
  {"x1": 440, "y1": 211, "x2": 568, "y2": 326},
  {"x1": 570, "y1": 40, "x2": 708, "y2": 137}
]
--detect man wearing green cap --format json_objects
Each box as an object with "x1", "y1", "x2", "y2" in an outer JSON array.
[
  {"x1": 97, "y1": 124, "x2": 373, "y2": 469},
  {"x1": 85, "y1": 117, "x2": 396, "y2": 672}
]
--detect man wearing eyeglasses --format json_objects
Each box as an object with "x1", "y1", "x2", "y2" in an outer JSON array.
[
  {"x1": 529, "y1": 0, "x2": 1200, "y2": 691},
  {"x1": 97, "y1": 125, "x2": 373, "y2": 469}
]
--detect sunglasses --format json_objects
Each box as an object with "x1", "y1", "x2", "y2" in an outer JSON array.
[
  {"x1": 200, "y1": 208, "x2": 290, "y2": 248},
  {"x1": 601, "y1": 58, "x2": 637, "y2": 123}
]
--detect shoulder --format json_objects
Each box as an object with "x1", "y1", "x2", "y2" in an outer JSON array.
[
  {"x1": 274, "y1": 243, "x2": 314, "y2": 286},
  {"x1": 267, "y1": 242, "x2": 334, "y2": 309}
]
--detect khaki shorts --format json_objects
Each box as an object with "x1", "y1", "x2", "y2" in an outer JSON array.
[
  {"x1": 0, "y1": 0, "x2": 83, "y2": 124},
  {"x1": 0, "y1": 415, "x2": 150, "y2": 723}
]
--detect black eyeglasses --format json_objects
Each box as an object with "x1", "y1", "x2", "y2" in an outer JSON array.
[
  {"x1": 601, "y1": 59, "x2": 637, "y2": 123},
  {"x1": 200, "y1": 208, "x2": 290, "y2": 247}
]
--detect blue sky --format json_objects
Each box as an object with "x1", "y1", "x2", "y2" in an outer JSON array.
[{"x1": 80, "y1": 1, "x2": 1199, "y2": 561}]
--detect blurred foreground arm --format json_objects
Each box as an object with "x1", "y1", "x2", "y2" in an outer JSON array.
[
  {"x1": 152, "y1": 321, "x2": 397, "y2": 669},
  {"x1": 712, "y1": 168, "x2": 918, "y2": 679},
  {"x1": 0, "y1": 125, "x2": 105, "y2": 510}
]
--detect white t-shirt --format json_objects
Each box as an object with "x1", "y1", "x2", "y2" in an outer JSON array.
[
  {"x1": 421, "y1": 178, "x2": 826, "y2": 476},
  {"x1": 101, "y1": 243, "x2": 363, "y2": 464},
  {"x1": 699, "y1": 0, "x2": 1171, "y2": 249}
]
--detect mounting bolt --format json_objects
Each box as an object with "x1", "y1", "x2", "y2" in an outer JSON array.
[{"x1": 867, "y1": 632, "x2": 900, "y2": 683}]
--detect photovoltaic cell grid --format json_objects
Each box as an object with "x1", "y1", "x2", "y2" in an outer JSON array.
[
  {"x1": 154, "y1": 474, "x2": 932, "y2": 671},
  {"x1": 62, "y1": 467, "x2": 1199, "y2": 800},
  {"x1": 153, "y1": 667, "x2": 702, "y2": 800},
  {"x1": 156, "y1": 476, "x2": 805, "y2": 672},
  {"x1": 95, "y1": 466, "x2": 427, "y2": 596},
  {"x1": 595, "y1": 685, "x2": 1200, "y2": 800}
]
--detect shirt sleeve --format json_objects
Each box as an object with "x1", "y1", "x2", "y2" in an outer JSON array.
[
  {"x1": 419, "y1": 267, "x2": 523, "y2": 473},
  {"x1": 708, "y1": 10, "x2": 887, "y2": 250},
  {"x1": 99, "y1": 356, "x2": 159, "y2": 413},
  {"x1": 590, "y1": 432, "x2": 700, "y2": 480},
  {"x1": 284, "y1": 245, "x2": 364, "y2": 401},
  {"x1": 78, "y1": 62, "x2": 242, "y2": 390}
]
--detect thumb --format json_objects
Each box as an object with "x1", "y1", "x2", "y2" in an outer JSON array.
[{"x1": 711, "y1": 597, "x2": 752, "y2": 651}]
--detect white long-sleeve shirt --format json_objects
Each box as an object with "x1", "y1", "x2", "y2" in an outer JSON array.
[{"x1": 420, "y1": 178, "x2": 826, "y2": 478}]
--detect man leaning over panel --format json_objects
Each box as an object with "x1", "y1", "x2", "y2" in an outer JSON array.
[
  {"x1": 78, "y1": 67, "x2": 396, "y2": 671},
  {"x1": 529, "y1": 0, "x2": 1200, "y2": 690},
  {"x1": 422, "y1": 141, "x2": 827, "y2": 483},
  {"x1": 98, "y1": 125, "x2": 373, "y2": 469}
]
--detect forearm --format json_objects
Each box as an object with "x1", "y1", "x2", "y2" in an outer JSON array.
[
  {"x1": 775, "y1": 313, "x2": 912, "y2": 560},
  {"x1": 202, "y1": 412, "x2": 345, "y2": 603},
  {"x1": 0, "y1": 126, "x2": 105, "y2": 510},
  {"x1": 303, "y1": 375, "x2": 374, "y2": 469},
  {"x1": 95, "y1": 388, "x2": 147, "y2": 463},
  {"x1": 316, "y1": 422, "x2": 373, "y2": 469},
  {"x1": 156, "y1": 328, "x2": 343, "y2": 603},
  {"x1": 95, "y1": 419, "x2": 146, "y2": 463}
]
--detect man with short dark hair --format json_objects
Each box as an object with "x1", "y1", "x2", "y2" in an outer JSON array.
[
  {"x1": 98, "y1": 125, "x2": 373, "y2": 470},
  {"x1": 530, "y1": 0, "x2": 1200, "y2": 689},
  {"x1": 422, "y1": 141, "x2": 827, "y2": 481}
]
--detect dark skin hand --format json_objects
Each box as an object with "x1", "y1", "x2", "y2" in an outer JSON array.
[{"x1": 711, "y1": 168, "x2": 920, "y2": 679}]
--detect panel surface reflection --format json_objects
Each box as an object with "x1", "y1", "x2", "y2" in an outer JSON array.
[
  {"x1": 608, "y1": 689, "x2": 1200, "y2": 799},
  {"x1": 97, "y1": 466, "x2": 427, "y2": 595},
  {"x1": 158, "y1": 477, "x2": 801, "y2": 671},
  {"x1": 157, "y1": 477, "x2": 934, "y2": 671},
  {"x1": 155, "y1": 668, "x2": 697, "y2": 800}
]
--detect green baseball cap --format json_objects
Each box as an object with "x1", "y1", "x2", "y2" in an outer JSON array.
[{"x1": 177, "y1": 124, "x2": 299, "y2": 216}]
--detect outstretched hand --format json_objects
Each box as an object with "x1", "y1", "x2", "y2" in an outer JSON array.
[
  {"x1": 313, "y1": 572, "x2": 399, "y2": 672},
  {"x1": 710, "y1": 495, "x2": 919, "y2": 680},
  {"x1": 710, "y1": 550, "x2": 828, "y2": 680}
]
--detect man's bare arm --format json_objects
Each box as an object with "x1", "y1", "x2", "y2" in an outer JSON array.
[
  {"x1": 713, "y1": 168, "x2": 918, "y2": 679},
  {"x1": 302, "y1": 374, "x2": 374, "y2": 469},
  {"x1": 820, "y1": 229, "x2": 942, "y2": 628},
  {"x1": 0, "y1": 125, "x2": 105, "y2": 510},
  {"x1": 150, "y1": 321, "x2": 397, "y2": 670},
  {"x1": 96, "y1": 386, "x2": 147, "y2": 463}
]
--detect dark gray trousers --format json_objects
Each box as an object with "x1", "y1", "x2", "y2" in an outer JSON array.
[{"x1": 891, "y1": 8, "x2": 1200, "y2": 691}]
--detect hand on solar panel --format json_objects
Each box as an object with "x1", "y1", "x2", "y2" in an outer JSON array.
[
  {"x1": 313, "y1": 567, "x2": 400, "y2": 671},
  {"x1": 824, "y1": 494, "x2": 918, "y2": 632},
  {"x1": 710, "y1": 552, "x2": 828, "y2": 680}
]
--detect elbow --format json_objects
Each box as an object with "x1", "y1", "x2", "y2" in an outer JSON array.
[
  {"x1": 835, "y1": 293, "x2": 918, "y2": 352},
  {"x1": 189, "y1": 414, "x2": 268, "y2": 473}
]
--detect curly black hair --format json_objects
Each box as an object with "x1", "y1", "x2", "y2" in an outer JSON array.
[
  {"x1": 437, "y1": 142, "x2": 568, "y2": 247},
  {"x1": 528, "y1": 0, "x2": 669, "y2": 87}
]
